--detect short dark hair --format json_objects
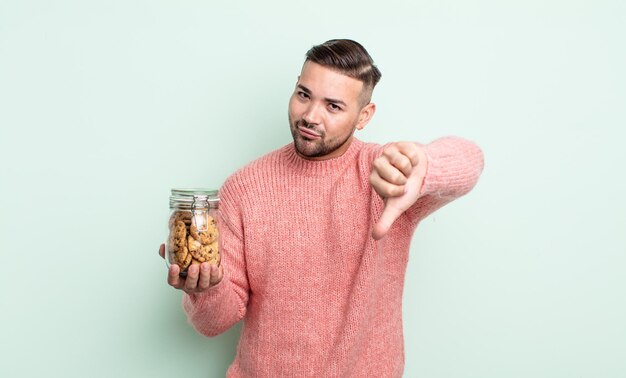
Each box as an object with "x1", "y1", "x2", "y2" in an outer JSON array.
[{"x1": 305, "y1": 39, "x2": 382, "y2": 105}]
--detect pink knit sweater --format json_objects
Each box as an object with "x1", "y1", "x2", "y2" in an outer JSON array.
[{"x1": 183, "y1": 137, "x2": 484, "y2": 377}]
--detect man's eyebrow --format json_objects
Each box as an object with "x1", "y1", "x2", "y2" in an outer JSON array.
[
  {"x1": 297, "y1": 84, "x2": 347, "y2": 107},
  {"x1": 297, "y1": 84, "x2": 312, "y2": 94}
]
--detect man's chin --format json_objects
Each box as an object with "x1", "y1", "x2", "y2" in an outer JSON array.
[{"x1": 293, "y1": 138, "x2": 323, "y2": 158}]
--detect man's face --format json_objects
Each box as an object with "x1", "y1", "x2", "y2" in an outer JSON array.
[{"x1": 288, "y1": 61, "x2": 371, "y2": 160}]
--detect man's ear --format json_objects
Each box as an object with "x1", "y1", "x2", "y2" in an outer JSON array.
[{"x1": 355, "y1": 102, "x2": 376, "y2": 131}]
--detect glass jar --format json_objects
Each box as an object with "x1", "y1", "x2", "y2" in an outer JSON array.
[{"x1": 167, "y1": 188, "x2": 220, "y2": 277}]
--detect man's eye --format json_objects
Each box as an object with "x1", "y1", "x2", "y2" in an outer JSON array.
[
  {"x1": 328, "y1": 103, "x2": 341, "y2": 111},
  {"x1": 298, "y1": 91, "x2": 309, "y2": 99}
]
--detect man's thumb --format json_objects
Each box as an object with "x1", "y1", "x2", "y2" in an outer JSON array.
[{"x1": 372, "y1": 203, "x2": 403, "y2": 240}]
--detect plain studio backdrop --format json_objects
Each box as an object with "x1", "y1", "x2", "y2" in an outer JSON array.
[{"x1": 1, "y1": 1, "x2": 624, "y2": 377}]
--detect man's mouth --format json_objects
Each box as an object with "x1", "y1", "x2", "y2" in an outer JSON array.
[{"x1": 297, "y1": 125, "x2": 322, "y2": 140}]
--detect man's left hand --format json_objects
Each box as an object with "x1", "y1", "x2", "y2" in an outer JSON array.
[{"x1": 369, "y1": 142, "x2": 427, "y2": 240}]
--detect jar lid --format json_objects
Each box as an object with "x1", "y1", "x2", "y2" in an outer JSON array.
[{"x1": 170, "y1": 188, "x2": 219, "y2": 209}]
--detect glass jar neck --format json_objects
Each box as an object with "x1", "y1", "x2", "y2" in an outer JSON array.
[{"x1": 169, "y1": 188, "x2": 219, "y2": 210}]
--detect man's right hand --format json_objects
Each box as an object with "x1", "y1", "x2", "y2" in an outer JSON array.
[{"x1": 159, "y1": 244, "x2": 224, "y2": 294}]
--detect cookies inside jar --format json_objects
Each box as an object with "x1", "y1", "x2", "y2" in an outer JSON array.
[{"x1": 167, "y1": 210, "x2": 220, "y2": 277}]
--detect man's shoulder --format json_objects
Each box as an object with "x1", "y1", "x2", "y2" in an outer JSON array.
[
  {"x1": 354, "y1": 139, "x2": 385, "y2": 168},
  {"x1": 358, "y1": 139, "x2": 384, "y2": 155},
  {"x1": 221, "y1": 143, "x2": 290, "y2": 188}
]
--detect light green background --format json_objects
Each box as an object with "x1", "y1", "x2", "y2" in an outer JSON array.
[{"x1": 1, "y1": 0, "x2": 624, "y2": 377}]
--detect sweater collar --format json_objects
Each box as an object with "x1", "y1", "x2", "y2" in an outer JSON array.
[{"x1": 282, "y1": 137, "x2": 364, "y2": 176}]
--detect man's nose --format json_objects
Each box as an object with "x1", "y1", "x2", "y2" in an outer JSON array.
[{"x1": 302, "y1": 102, "x2": 322, "y2": 125}]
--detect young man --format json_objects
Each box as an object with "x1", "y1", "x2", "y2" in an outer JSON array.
[{"x1": 159, "y1": 39, "x2": 484, "y2": 377}]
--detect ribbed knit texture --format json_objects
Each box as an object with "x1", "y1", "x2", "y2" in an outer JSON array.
[{"x1": 183, "y1": 136, "x2": 484, "y2": 377}]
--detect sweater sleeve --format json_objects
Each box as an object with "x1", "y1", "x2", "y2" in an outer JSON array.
[
  {"x1": 181, "y1": 178, "x2": 250, "y2": 337},
  {"x1": 405, "y1": 136, "x2": 484, "y2": 223}
]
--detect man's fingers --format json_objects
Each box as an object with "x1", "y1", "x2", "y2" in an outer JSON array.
[
  {"x1": 382, "y1": 148, "x2": 413, "y2": 178},
  {"x1": 197, "y1": 263, "x2": 212, "y2": 290},
  {"x1": 372, "y1": 202, "x2": 404, "y2": 240},
  {"x1": 167, "y1": 260, "x2": 222, "y2": 293},
  {"x1": 374, "y1": 158, "x2": 408, "y2": 185},
  {"x1": 167, "y1": 264, "x2": 182, "y2": 288},
  {"x1": 210, "y1": 264, "x2": 224, "y2": 286},
  {"x1": 184, "y1": 264, "x2": 200, "y2": 292},
  {"x1": 369, "y1": 170, "x2": 405, "y2": 198},
  {"x1": 395, "y1": 142, "x2": 420, "y2": 167},
  {"x1": 159, "y1": 244, "x2": 165, "y2": 259}
]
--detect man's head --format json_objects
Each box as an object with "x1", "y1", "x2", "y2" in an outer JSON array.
[
  {"x1": 288, "y1": 39, "x2": 382, "y2": 161},
  {"x1": 305, "y1": 39, "x2": 382, "y2": 107}
]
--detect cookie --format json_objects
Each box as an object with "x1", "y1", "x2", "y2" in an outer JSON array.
[
  {"x1": 187, "y1": 235, "x2": 202, "y2": 252},
  {"x1": 190, "y1": 253, "x2": 219, "y2": 267},
  {"x1": 189, "y1": 240, "x2": 218, "y2": 263},
  {"x1": 177, "y1": 248, "x2": 192, "y2": 271},
  {"x1": 190, "y1": 216, "x2": 218, "y2": 245}
]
